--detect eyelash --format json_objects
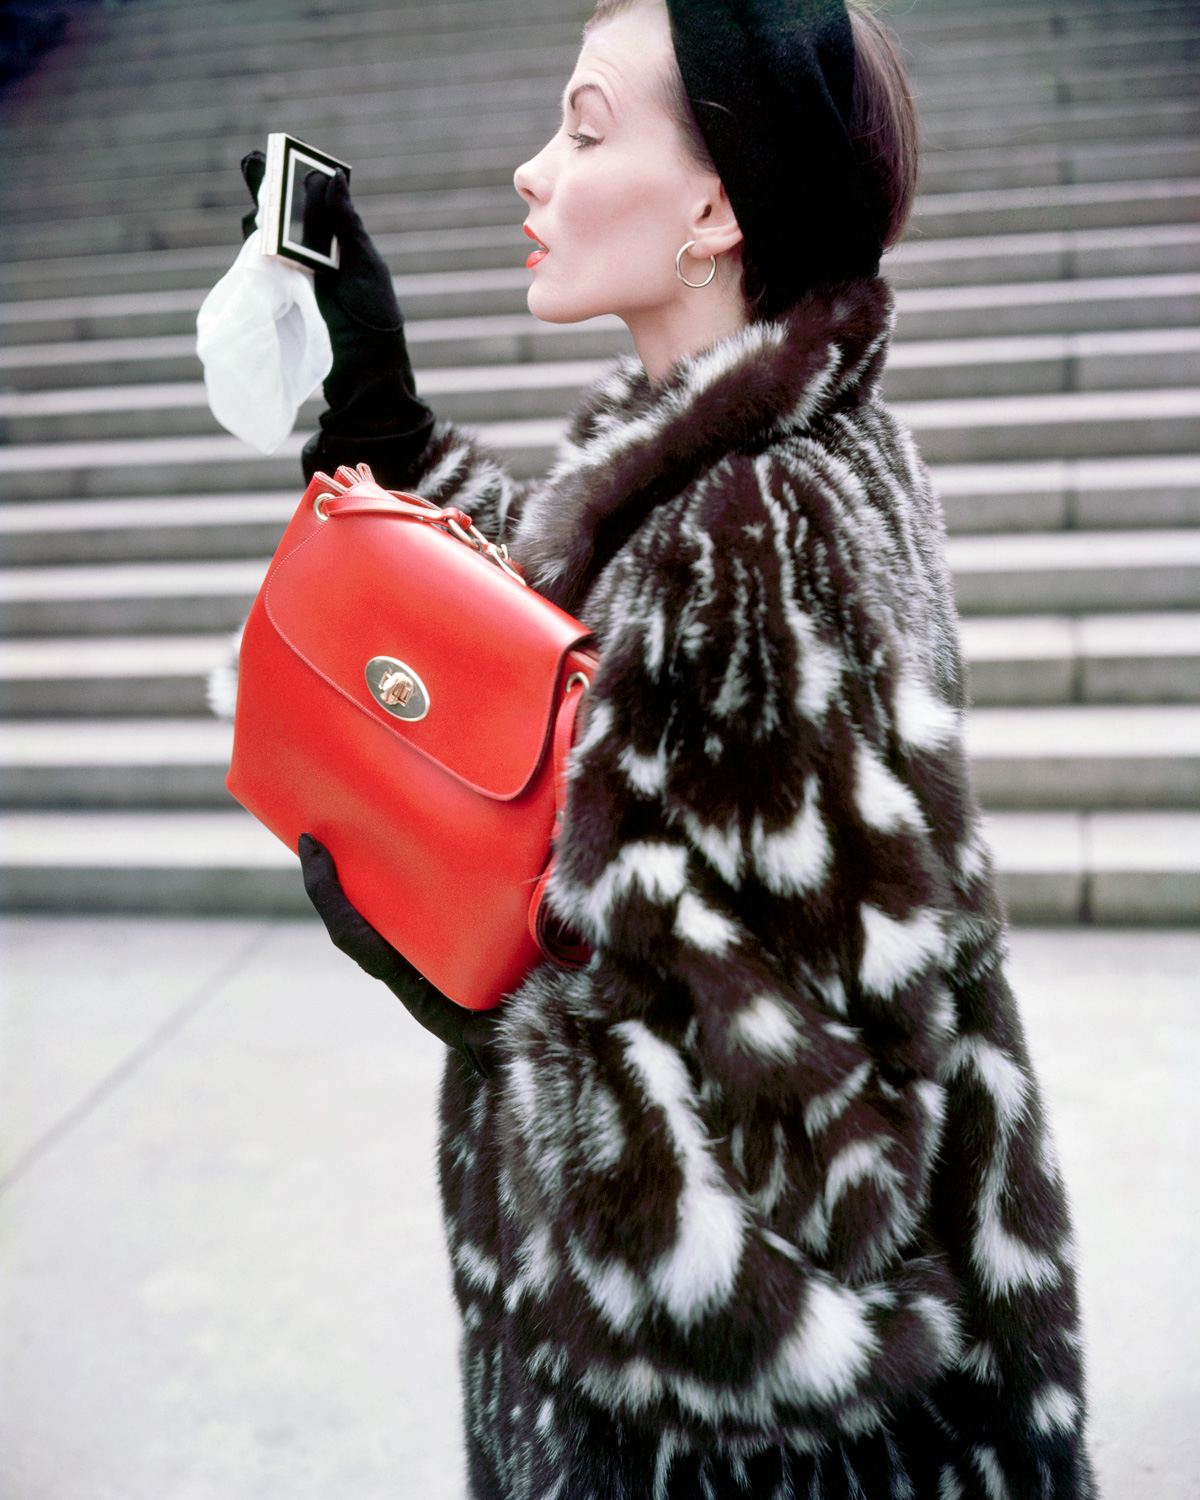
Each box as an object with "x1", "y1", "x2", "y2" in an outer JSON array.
[{"x1": 569, "y1": 131, "x2": 600, "y2": 149}]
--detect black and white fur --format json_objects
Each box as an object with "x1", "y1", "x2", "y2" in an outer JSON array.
[{"x1": 359, "y1": 278, "x2": 1096, "y2": 1497}]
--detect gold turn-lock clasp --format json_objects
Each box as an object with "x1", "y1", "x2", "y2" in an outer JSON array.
[
  {"x1": 378, "y1": 669, "x2": 415, "y2": 707},
  {"x1": 365, "y1": 655, "x2": 430, "y2": 722}
]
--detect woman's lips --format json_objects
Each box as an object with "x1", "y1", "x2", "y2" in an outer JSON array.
[{"x1": 524, "y1": 223, "x2": 548, "y2": 268}]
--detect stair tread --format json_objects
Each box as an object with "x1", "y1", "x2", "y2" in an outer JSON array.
[
  {"x1": 2, "y1": 808, "x2": 1196, "y2": 874},
  {"x1": 0, "y1": 495, "x2": 294, "y2": 533},
  {"x1": 960, "y1": 611, "x2": 1200, "y2": 658},
  {"x1": 0, "y1": 809, "x2": 294, "y2": 866},
  {"x1": 966, "y1": 705, "x2": 1200, "y2": 754},
  {"x1": 0, "y1": 635, "x2": 230, "y2": 676},
  {"x1": 3, "y1": 705, "x2": 1197, "y2": 765},
  {"x1": 945, "y1": 528, "x2": 1200, "y2": 569}
]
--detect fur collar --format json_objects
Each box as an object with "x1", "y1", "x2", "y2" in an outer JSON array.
[{"x1": 513, "y1": 274, "x2": 894, "y2": 614}]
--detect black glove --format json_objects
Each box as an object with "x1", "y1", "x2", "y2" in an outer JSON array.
[
  {"x1": 298, "y1": 833, "x2": 500, "y2": 1080},
  {"x1": 298, "y1": 168, "x2": 436, "y2": 488},
  {"x1": 240, "y1": 150, "x2": 266, "y2": 240},
  {"x1": 236, "y1": 153, "x2": 435, "y2": 488}
]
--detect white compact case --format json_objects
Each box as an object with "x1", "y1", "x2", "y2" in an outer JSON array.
[{"x1": 259, "y1": 133, "x2": 352, "y2": 271}]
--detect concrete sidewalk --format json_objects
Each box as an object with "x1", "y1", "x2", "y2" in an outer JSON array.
[{"x1": 0, "y1": 920, "x2": 1196, "y2": 1499}]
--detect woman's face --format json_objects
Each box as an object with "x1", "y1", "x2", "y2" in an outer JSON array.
[{"x1": 513, "y1": 6, "x2": 733, "y2": 327}]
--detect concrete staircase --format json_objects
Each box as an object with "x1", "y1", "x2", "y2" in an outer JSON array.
[{"x1": 1, "y1": 0, "x2": 1197, "y2": 923}]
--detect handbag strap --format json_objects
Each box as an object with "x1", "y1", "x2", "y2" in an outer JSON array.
[
  {"x1": 310, "y1": 467, "x2": 526, "y2": 585},
  {"x1": 528, "y1": 668, "x2": 593, "y2": 970}
]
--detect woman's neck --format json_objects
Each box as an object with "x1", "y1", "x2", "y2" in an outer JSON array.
[{"x1": 625, "y1": 277, "x2": 749, "y2": 385}]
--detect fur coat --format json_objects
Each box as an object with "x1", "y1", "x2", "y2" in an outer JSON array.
[{"x1": 392, "y1": 276, "x2": 1094, "y2": 1499}]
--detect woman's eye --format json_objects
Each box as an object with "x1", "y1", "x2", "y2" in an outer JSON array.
[{"x1": 569, "y1": 131, "x2": 600, "y2": 149}]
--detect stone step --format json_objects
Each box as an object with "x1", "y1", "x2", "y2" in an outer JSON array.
[
  {"x1": 10, "y1": 129, "x2": 1200, "y2": 224},
  {"x1": 0, "y1": 226, "x2": 531, "y2": 299},
  {"x1": 1, "y1": 380, "x2": 1196, "y2": 475},
  {"x1": 885, "y1": 328, "x2": 1200, "y2": 401},
  {"x1": 3, "y1": 455, "x2": 1196, "y2": 576},
  {"x1": 8, "y1": 53, "x2": 1197, "y2": 178},
  {"x1": 0, "y1": 494, "x2": 294, "y2": 566},
  {"x1": 6, "y1": 321, "x2": 1197, "y2": 405},
  {"x1": 20, "y1": 23, "x2": 1199, "y2": 108},
  {"x1": 886, "y1": 224, "x2": 1200, "y2": 291},
  {"x1": 0, "y1": 359, "x2": 622, "y2": 442},
  {"x1": 3, "y1": 610, "x2": 1193, "y2": 719},
  {"x1": 0, "y1": 419, "x2": 559, "y2": 502},
  {"x1": 0, "y1": 315, "x2": 634, "y2": 390},
  {"x1": 10, "y1": 94, "x2": 1198, "y2": 200},
  {"x1": 0, "y1": 185, "x2": 522, "y2": 261},
  {"x1": 0, "y1": 635, "x2": 231, "y2": 716},
  {"x1": 967, "y1": 705, "x2": 1200, "y2": 808},
  {"x1": 0, "y1": 717, "x2": 237, "y2": 807},
  {"x1": 909, "y1": 178, "x2": 1200, "y2": 241},
  {"x1": 5, "y1": 269, "x2": 1196, "y2": 351},
  {"x1": 49, "y1": 0, "x2": 1195, "y2": 65},
  {"x1": 5, "y1": 368, "x2": 1200, "y2": 459},
  {"x1": 0, "y1": 559, "x2": 268, "y2": 635},
  {"x1": 896, "y1": 0, "x2": 1199, "y2": 44},
  {"x1": 2, "y1": 222, "x2": 1197, "y2": 309},
  {"x1": 0, "y1": 810, "x2": 308, "y2": 915},
  {"x1": 1, "y1": 704, "x2": 1196, "y2": 812},
  {"x1": 893, "y1": 386, "x2": 1200, "y2": 463},
  {"x1": 947, "y1": 528, "x2": 1200, "y2": 613},
  {"x1": 27, "y1": 27, "x2": 580, "y2": 99},
  {"x1": 5, "y1": 170, "x2": 1197, "y2": 262},
  {"x1": 985, "y1": 810, "x2": 1200, "y2": 923},
  {"x1": 50, "y1": 0, "x2": 1194, "y2": 57},
  {"x1": 933, "y1": 454, "x2": 1200, "y2": 531},
  {"x1": 918, "y1": 138, "x2": 1200, "y2": 196},
  {"x1": 963, "y1": 612, "x2": 1200, "y2": 706},
  {"x1": 917, "y1": 98, "x2": 1200, "y2": 150},
  {"x1": 4, "y1": 524, "x2": 1199, "y2": 638},
  {"x1": 903, "y1": 61, "x2": 1200, "y2": 114},
  {"x1": 0, "y1": 73, "x2": 563, "y2": 157},
  {"x1": 3, "y1": 806, "x2": 1192, "y2": 922}
]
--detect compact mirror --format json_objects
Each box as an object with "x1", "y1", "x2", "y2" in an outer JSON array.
[{"x1": 260, "y1": 133, "x2": 351, "y2": 271}]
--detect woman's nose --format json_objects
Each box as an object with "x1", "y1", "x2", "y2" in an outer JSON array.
[{"x1": 514, "y1": 139, "x2": 552, "y2": 205}]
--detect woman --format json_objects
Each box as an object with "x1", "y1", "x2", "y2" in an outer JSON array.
[{"x1": 263, "y1": 1, "x2": 1097, "y2": 1494}]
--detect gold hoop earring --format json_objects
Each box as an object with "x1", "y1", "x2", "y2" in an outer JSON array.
[{"x1": 676, "y1": 240, "x2": 717, "y2": 289}]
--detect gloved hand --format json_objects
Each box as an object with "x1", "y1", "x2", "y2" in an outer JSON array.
[
  {"x1": 298, "y1": 833, "x2": 500, "y2": 1080},
  {"x1": 237, "y1": 153, "x2": 436, "y2": 488},
  {"x1": 240, "y1": 150, "x2": 266, "y2": 240},
  {"x1": 298, "y1": 167, "x2": 436, "y2": 486}
]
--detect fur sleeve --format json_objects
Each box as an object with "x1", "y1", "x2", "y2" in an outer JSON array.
[
  {"x1": 397, "y1": 420, "x2": 533, "y2": 551},
  {"x1": 479, "y1": 455, "x2": 972, "y2": 1440}
]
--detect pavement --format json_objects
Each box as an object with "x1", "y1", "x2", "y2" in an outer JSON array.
[{"x1": 0, "y1": 918, "x2": 1196, "y2": 1500}]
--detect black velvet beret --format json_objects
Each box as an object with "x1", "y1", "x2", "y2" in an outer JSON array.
[{"x1": 665, "y1": 0, "x2": 882, "y2": 311}]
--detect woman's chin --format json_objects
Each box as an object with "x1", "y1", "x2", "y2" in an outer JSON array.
[{"x1": 527, "y1": 276, "x2": 599, "y2": 326}]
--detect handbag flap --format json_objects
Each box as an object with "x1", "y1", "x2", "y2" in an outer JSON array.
[{"x1": 264, "y1": 505, "x2": 593, "y2": 801}]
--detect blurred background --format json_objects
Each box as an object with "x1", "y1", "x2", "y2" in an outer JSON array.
[{"x1": 0, "y1": 0, "x2": 1197, "y2": 1496}]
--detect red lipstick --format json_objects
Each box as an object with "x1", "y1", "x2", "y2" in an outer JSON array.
[{"x1": 524, "y1": 223, "x2": 548, "y2": 268}]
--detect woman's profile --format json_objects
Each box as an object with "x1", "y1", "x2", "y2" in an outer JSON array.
[{"x1": 241, "y1": 0, "x2": 1098, "y2": 1493}]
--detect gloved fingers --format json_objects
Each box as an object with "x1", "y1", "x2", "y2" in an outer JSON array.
[
  {"x1": 315, "y1": 170, "x2": 404, "y2": 332},
  {"x1": 461, "y1": 1014, "x2": 503, "y2": 1080},
  {"x1": 301, "y1": 170, "x2": 335, "y2": 260},
  {"x1": 240, "y1": 150, "x2": 266, "y2": 205},
  {"x1": 298, "y1": 833, "x2": 405, "y2": 981},
  {"x1": 322, "y1": 168, "x2": 371, "y2": 251}
]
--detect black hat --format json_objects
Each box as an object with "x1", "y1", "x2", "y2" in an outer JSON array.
[{"x1": 665, "y1": 0, "x2": 882, "y2": 311}]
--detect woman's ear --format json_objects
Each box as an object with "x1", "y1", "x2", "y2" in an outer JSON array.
[{"x1": 688, "y1": 177, "x2": 744, "y2": 259}]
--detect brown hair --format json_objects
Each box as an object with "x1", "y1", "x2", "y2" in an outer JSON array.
[{"x1": 583, "y1": 0, "x2": 919, "y2": 314}]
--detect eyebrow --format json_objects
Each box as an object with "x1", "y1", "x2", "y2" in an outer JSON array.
[{"x1": 564, "y1": 81, "x2": 612, "y2": 114}]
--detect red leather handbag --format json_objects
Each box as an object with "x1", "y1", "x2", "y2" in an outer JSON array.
[{"x1": 227, "y1": 463, "x2": 596, "y2": 1011}]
